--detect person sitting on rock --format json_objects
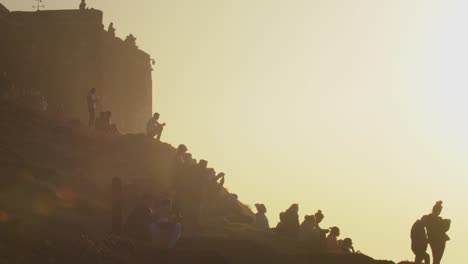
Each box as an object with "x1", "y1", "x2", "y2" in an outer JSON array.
[
  {"x1": 151, "y1": 199, "x2": 182, "y2": 249},
  {"x1": 146, "y1": 112, "x2": 166, "y2": 141},
  {"x1": 276, "y1": 204, "x2": 300, "y2": 237},
  {"x1": 341, "y1": 238, "x2": 356, "y2": 254},
  {"x1": 254, "y1": 203, "x2": 270, "y2": 230},
  {"x1": 298, "y1": 215, "x2": 319, "y2": 243},
  {"x1": 213, "y1": 172, "x2": 225, "y2": 187},
  {"x1": 411, "y1": 217, "x2": 430, "y2": 264},
  {"x1": 327, "y1": 226, "x2": 344, "y2": 254},
  {"x1": 95, "y1": 111, "x2": 118, "y2": 134},
  {"x1": 124, "y1": 193, "x2": 154, "y2": 241}
]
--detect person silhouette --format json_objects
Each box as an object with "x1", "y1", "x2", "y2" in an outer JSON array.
[
  {"x1": 422, "y1": 201, "x2": 451, "y2": 264},
  {"x1": 254, "y1": 203, "x2": 270, "y2": 230},
  {"x1": 146, "y1": 112, "x2": 166, "y2": 141},
  {"x1": 298, "y1": 215, "x2": 319, "y2": 242},
  {"x1": 327, "y1": 226, "x2": 343, "y2": 254},
  {"x1": 87, "y1": 88, "x2": 97, "y2": 127},
  {"x1": 411, "y1": 218, "x2": 430, "y2": 264},
  {"x1": 276, "y1": 204, "x2": 300, "y2": 237}
]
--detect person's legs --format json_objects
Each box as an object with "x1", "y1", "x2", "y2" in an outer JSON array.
[
  {"x1": 414, "y1": 254, "x2": 423, "y2": 264},
  {"x1": 431, "y1": 242, "x2": 446, "y2": 264},
  {"x1": 156, "y1": 126, "x2": 164, "y2": 141},
  {"x1": 88, "y1": 109, "x2": 95, "y2": 127},
  {"x1": 423, "y1": 252, "x2": 431, "y2": 264}
]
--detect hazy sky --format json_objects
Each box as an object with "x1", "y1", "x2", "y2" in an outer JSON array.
[{"x1": 3, "y1": 0, "x2": 468, "y2": 262}]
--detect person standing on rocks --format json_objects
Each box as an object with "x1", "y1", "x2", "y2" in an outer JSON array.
[{"x1": 422, "y1": 201, "x2": 451, "y2": 264}]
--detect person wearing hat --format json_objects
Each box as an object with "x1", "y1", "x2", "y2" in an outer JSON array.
[
  {"x1": 422, "y1": 201, "x2": 451, "y2": 264},
  {"x1": 146, "y1": 112, "x2": 166, "y2": 141},
  {"x1": 254, "y1": 203, "x2": 270, "y2": 230}
]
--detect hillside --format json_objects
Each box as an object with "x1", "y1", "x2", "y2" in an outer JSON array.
[{"x1": 0, "y1": 101, "x2": 398, "y2": 264}]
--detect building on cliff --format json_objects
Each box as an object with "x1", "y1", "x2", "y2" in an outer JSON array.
[{"x1": 0, "y1": 2, "x2": 153, "y2": 133}]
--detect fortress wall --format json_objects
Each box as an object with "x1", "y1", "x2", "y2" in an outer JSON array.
[
  {"x1": 100, "y1": 32, "x2": 152, "y2": 133},
  {"x1": 1, "y1": 6, "x2": 153, "y2": 133},
  {"x1": 5, "y1": 10, "x2": 104, "y2": 119}
]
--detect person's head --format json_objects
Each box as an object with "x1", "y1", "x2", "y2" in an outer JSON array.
[
  {"x1": 153, "y1": 112, "x2": 160, "y2": 120},
  {"x1": 342, "y1": 238, "x2": 353, "y2": 248},
  {"x1": 304, "y1": 215, "x2": 316, "y2": 224},
  {"x1": 90, "y1": 88, "x2": 96, "y2": 94},
  {"x1": 286, "y1": 203, "x2": 299, "y2": 214},
  {"x1": 177, "y1": 144, "x2": 188, "y2": 155},
  {"x1": 199, "y1": 159, "x2": 208, "y2": 169},
  {"x1": 432, "y1": 201, "x2": 443, "y2": 216},
  {"x1": 255, "y1": 203, "x2": 267, "y2": 214},
  {"x1": 330, "y1": 226, "x2": 340, "y2": 237},
  {"x1": 315, "y1": 210, "x2": 324, "y2": 224}
]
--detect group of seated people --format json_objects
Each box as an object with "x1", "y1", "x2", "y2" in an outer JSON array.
[
  {"x1": 255, "y1": 203, "x2": 357, "y2": 254},
  {"x1": 124, "y1": 194, "x2": 182, "y2": 249}
]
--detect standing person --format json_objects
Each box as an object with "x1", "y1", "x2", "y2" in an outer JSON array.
[
  {"x1": 87, "y1": 88, "x2": 97, "y2": 127},
  {"x1": 422, "y1": 201, "x2": 451, "y2": 264},
  {"x1": 411, "y1": 218, "x2": 430, "y2": 264},
  {"x1": 146, "y1": 112, "x2": 166, "y2": 141}
]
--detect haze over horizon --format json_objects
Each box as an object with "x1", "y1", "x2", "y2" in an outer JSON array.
[{"x1": 3, "y1": 1, "x2": 467, "y2": 263}]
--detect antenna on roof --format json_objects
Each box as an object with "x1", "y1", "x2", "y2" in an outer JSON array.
[{"x1": 33, "y1": 0, "x2": 45, "y2": 11}]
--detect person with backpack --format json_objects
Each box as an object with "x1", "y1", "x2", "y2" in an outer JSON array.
[{"x1": 411, "y1": 218, "x2": 430, "y2": 264}]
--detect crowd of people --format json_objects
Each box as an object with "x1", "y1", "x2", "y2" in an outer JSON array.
[
  {"x1": 3, "y1": 80, "x2": 453, "y2": 260},
  {"x1": 254, "y1": 203, "x2": 356, "y2": 254}
]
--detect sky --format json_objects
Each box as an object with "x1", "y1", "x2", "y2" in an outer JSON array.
[{"x1": 3, "y1": 0, "x2": 468, "y2": 262}]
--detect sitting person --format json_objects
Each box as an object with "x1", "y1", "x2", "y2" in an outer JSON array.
[
  {"x1": 276, "y1": 204, "x2": 300, "y2": 237},
  {"x1": 124, "y1": 194, "x2": 154, "y2": 241},
  {"x1": 95, "y1": 111, "x2": 118, "y2": 134},
  {"x1": 341, "y1": 238, "x2": 355, "y2": 253},
  {"x1": 254, "y1": 203, "x2": 270, "y2": 230},
  {"x1": 298, "y1": 215, "x2": 320, "y2": 243},
  {"x1": 146, "y1": 112, "x2": 166, "y2": 141},
  {"x1": 327, "y1": 226, "x2": 344, "y2": 254},
  {"x1": 150, "y1": 199, "x2": 182, "y2": 249}
]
